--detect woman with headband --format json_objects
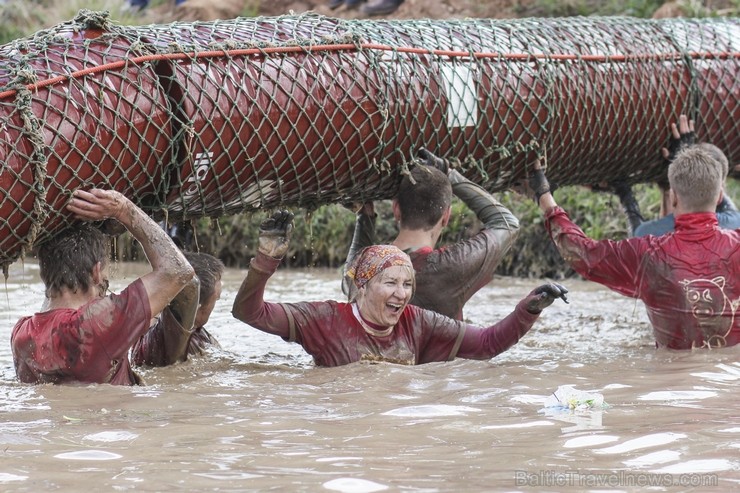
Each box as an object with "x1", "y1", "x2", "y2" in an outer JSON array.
[{"x1": 232, "y1": 211, "x2": 568, "y2": 367}]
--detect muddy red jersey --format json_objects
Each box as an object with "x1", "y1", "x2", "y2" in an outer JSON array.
[
  {"x1": 546, "y1": 207, "x2": 740, "y2": 349},
  {"x1": 11, "y1": 280, "x2": 151, "y2": 385}
]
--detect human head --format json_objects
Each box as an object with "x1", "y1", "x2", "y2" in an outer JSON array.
[
  {"x1": 394, "y1": 165, "x2": 453, "y2": 230},
  {"x1": 38, "y1": 224, "x2": 109, "y2": 299},
  {"x1": 184, "y1": 252, "x2": 225, "y2": 328},
  {"x1": 668, "y1": 146, "x2": 723, "y2": 212},
  {"x1": 346, "y1": 245, "x2": 415, "y2": 327},
  {"x1": 346, "y1": 244, "x2": 415, "y2": 298}
]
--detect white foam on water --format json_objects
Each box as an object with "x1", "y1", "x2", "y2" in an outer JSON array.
[{"x1": 323, "y1": 478, "x2": 389, "y2": 493}]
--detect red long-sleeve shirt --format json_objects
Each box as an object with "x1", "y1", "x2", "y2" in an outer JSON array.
[
  {"x1": 131, "y1": 306, "x2": 219, "y2": 367},
  {"x1": 546, "y1": 207, "x2": 740, "y2": 349},
  {"x1": 233, "y1": 253, "x2": 539, "y2": 367}
]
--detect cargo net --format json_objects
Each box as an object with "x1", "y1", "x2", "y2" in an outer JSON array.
[{"x1": 0, "y1": 10, "x2": 739, "y2": 271}]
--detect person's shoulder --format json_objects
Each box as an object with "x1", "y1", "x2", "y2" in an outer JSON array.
[
  {"x1": 11, "y1": 315, "x2": 34, "y2": 337},
  {"x1": 397, "y1": 304, "x2": 424, "y2": 325},
  {"x1": 13, "y1": 314, "x2": 33, "y2": 325},
  {"x1": 407, "y1": 246, "x2": 434, "y2": 260},
  {"x1": 436, "y1": 228, "x2": 499, "y2": 255},
  {"x1": 111, "y1": 278, "x2": 148, "y2": 301},
  {"x1": 402, "y1": 304, "x2": 448, "y2": 324},
  {"x1": 324, "y1": 299, "x2": 343, "y2": 309},
  {"x1": 292, "y1": 299, "x2": 347, "y2": 318},
  {"x1": 634, "y1": 215, "x2": 675, "y2": 237},
  {"x1": 12, "y1": 310, "x2": 81, "y2": 348},
  {"x1": 717, "y1": 209, "x2": 740, "y2": 230}
]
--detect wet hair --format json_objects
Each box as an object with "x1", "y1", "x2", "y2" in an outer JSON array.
[
  {"x1": 395, "y1": 165, "x2": 453, "y2": 230},
  {"x1": 668, "y1": 146, "x2": 723, "y2": 211},
  {"x1": 38, "y1": 224, "x2": 109, "y2": 299},
  {"x1": 695, "y1": 143, "x2": 729, "y2": 178},
  {"x1": 184, "y1": 252, "x2": 225, "y2": 302}
]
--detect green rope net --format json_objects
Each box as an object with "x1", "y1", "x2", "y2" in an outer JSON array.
[{"x1": 0, "y1": 11, "x2": 738, "y2": 271}]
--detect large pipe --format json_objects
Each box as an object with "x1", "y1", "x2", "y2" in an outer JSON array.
[{"x1": 0, "y1": 11, "x2": 738, "y2": 270}]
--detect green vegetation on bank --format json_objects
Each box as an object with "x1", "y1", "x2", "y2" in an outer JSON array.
[
  {"x1": 2, "y1": 1, "x2": 738, "y2": 46},
  {"x1": 0, "y1": 0, "x2": 144, "y2": 45},
  {"x1": 527, "y1": 0, "x2": 737, "y2": 17},
  {"x1": 111, "y1": 180, "x2": 738, "y2": 279}
]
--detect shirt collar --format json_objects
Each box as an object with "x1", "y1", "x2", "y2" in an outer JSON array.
[{"x1": 674, "y1": 212, "x2": 719, "y2": 232}]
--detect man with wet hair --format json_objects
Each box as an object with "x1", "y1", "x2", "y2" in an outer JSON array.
[
  {"x1": 11, "y1": 189, "x2": 194, "y2": 385},
  {"x1": 132, "y1": 251, "x2": 225, "y2": 367},
  {"x1": 343, "y1": 148, "x2": 520, "y2": 321},
  {"x1": 528, "y1": 135, "x2": 740, "y2": 349}
]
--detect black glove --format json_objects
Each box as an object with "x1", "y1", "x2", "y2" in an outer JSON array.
[
  {"x1": 258, "y1": 210, "x2": 294, "y2": 259},
  {"x1": 658, "y1": 118, "x2": 696, "y2": 189},
  {"x1": 416, "y1": 147, "x2": 449, "y2": 174},
  {"x1": 664, "y1": 124, "x2": 696, "y2": 164},
  {"x1": 524, "y1": 282, "x2": 569, "y2": 314},
  {"x1": 529, "y1": 168, "x2": 551, "y2": 205}
]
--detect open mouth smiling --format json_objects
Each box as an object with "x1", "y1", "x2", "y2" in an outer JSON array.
[{"x1": 387, "y1": 302, "x2": 404, "y2": 313}]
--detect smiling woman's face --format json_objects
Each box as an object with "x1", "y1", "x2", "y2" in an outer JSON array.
[{"x1": 357, "y1": 265, "x2": 414, "y2": 328}]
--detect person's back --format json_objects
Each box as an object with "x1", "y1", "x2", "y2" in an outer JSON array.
[
  {"x1": 11, "y1": 242, "x2": 152, "y2": 384},
  {"x1": 343, "y1": 149, "x2": 520, "y2": 320},
  {"x1": 630, "y1": 222, "x2": 740, "y2": 347},
  {"x1": 537, "y1": 146, "x2": 740, "y2": 349},
  {"x1": 11, "y1": 189, "x2": 194, "y2": 385}
]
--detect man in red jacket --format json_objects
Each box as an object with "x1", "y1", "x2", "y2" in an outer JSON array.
[{"x1": 527, "y1": 138, "x2": 740, "y2": 349}]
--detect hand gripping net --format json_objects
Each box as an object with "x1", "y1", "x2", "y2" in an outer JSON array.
[{"x1": 0, "y1": 10, "x2": 738, "y2": 273}]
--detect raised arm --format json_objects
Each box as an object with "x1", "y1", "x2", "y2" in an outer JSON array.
[
  {"x1": 232, "y1": 211, "x2": 294, "y2": 338},
  {"x1": 457, "y1": 283, "x2": 568, "y2": 359},
  {"x1": 169, "y1": 276, "x2": 199, "y2": 333},
  {"x1": 341, "y1": 202, "x2": 377, "y2": 298},
  {"x1": 416, "y1": 147, "x2": 519, "y2": 233},
  {"x1": 660, "y1": 115, "x2": 696, "y2": 165},
  {"x1": 449, "y1": 171, "x2": 519, "y2": 232},
  {"x1": 131, "y1": 273, "x2": 201, "y2": 367},
  {"x1": 161, "y1": 275, "x2": 200, "y2": 364},
  {"x1": 659, "y1": 115, "x2": 696, "y2": 215},
  {"x1": 526, "y1": 159, "x2": 646, "y2": 296},
  {"x1": 66, "y1": 189, "x2": 194, "y2": 318}
]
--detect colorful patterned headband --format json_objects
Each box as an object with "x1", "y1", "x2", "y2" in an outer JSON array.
[{"x1": 346, "y1": 244, "x2": 414, "y2": 292}]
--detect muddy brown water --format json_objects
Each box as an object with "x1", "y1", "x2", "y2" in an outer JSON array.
[{"x1": 1, "y1": 261, "x2": 738, "y2": 492}]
